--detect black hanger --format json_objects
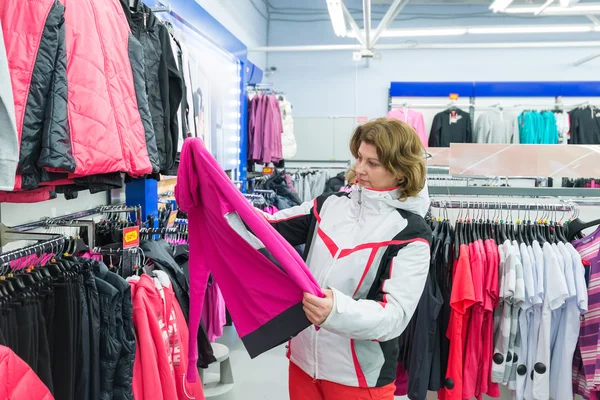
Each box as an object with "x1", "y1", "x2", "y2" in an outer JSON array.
[
  {"x1": 567, "y1": 217, "x2": 600, "y2": 242},
  {"x1": 557, "y1": 223, "x2": 568, "y2": 243}
]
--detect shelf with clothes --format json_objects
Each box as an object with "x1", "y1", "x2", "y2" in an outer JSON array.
[
  {"x1": 396, "y1": 199, "x2": 598, "y2": 400},
  {"x1": 388, "y1": 83, "x2": 600, "y2": 147}
]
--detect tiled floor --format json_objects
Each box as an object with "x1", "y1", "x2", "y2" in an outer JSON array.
[{"x1": 207, "y1": 326, "x2": 412, "y2": 400}]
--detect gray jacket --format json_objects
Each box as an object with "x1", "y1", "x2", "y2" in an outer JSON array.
[
  {"x1": 475, "y1": 111, "x2": 520, "y2": 144},
  {"x1": 0, "y1": 21, "x2": 18, "y2": 191}
]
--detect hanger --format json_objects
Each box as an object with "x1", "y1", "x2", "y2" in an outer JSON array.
[
  {"x1": 516, "y1": 204, "x2": 524, "y2": 245},
  {"x1": 533, "y1": 205, "x2": 546, "y2": 244},
  {"x1": 567, "y1": 203, "x2": 600, "y2": 241}
]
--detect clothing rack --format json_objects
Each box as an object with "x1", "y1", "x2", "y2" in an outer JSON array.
[
  {"x1": 2, "y1": 205, "x2": 142, "y2": 248},
  {"x1": 140, "y1": 227, "x2": 178, "y2": 235},
  {"x1": 429, "y1": 186, "x2": 600, "y2": 197},
  {"x1": 429, "y1": 200, "x2": 574, "y2": 212},
  {"x1": 0, "y1": 236, "x2": 66, "y2": 265},
  {"x1": 253, "y1": 189, "x2": 275, "y2": 195}
]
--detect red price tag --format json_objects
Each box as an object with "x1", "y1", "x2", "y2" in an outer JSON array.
[
  {"x1": 123, "y1": 226, "x2": 140, "y2": 249},
  {"x1": 262, "y1": 167, "x2": 274, "y2": 175},
  {"x1": 167, "y1": 211, "x2": 178, "y2": 228}
]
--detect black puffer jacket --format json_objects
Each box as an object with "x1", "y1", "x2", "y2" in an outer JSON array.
[
  {"x1": 262, "y1": 173, "x2": 302, "y2": 206},
  {"x1": 15, "y1": 0, "x2": 76, "y2": 189},
  {"x1": 323, "y1": 172, "x2": 347, "y2": 194},
  {"x1": 119, "y1": 1, "x2": 183, "y2": 174}
]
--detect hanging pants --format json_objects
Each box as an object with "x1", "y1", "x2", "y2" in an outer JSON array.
[{"x1": 288, "y1": 362, "x2": 396, "y2": 400}]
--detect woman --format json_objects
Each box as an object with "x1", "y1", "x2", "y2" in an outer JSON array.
[{"x1": 264, "y1": 118, "x2": 432, "y2": 400}]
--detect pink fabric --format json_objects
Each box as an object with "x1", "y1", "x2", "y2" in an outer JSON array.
[
  {"x1": 175, "y1": 138, "x2": 322, "y2": 381},
  {"x1": 0, "y1": 0, "x2": 55, "y2": 191},
  {"x1": 394, "y1": 362, "x2": 409, "y2": 396},
  {"x1": 248, "y1": 94, "x2": 283, "y2": 164},
  {"x1": 201, "y1": 279, "x2": 227, "y2": 342},
  {"x1": 0, "y1": 187, "x2": 55, "y2": 203},
  {"x1": 62, "y1": 0, "x2": 151, "y2": 178},
  {"x1": 263, "y1": 206, "x2": 279, "y2": 215},
  {"x1": 387, "y1": 108, "x2": 428, "y2": 148}
]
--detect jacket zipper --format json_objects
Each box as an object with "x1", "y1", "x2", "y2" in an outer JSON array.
[
  {"x1": 357, "y1": 186, "x2": 363, "y2": 222},
  {"x1": 314, "y1": 187, "x2": 363, "y2": 380}
]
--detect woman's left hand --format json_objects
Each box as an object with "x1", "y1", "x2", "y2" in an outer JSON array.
[{"x1": 303, "y1": 289, "x2": 334, "y2": 325}]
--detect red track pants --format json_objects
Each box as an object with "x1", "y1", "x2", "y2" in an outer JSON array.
[{"x1": 288, "y1": 361, "x2": 396, "y2": 400}]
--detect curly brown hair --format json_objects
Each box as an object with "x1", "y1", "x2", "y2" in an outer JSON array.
[{"x1": 347, "y1": 118, "x2": 426, "y2": 200}]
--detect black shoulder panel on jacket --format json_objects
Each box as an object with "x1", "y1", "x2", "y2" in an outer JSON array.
[
  {"x1": 365, "y1": 210, "x2": 432, "y2": 302},
  {"x1": 395, "y1": 209, "x2": 434, "y2": 246}
]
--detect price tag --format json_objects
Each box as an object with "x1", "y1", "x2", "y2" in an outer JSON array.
[
  {"x1": 167, "y1": 211, "x2": 178, "y2": 228},
  {"x1": 123, "y1": 226, "x2": 140, "y2": 249},
  {"x1": 262, "y1": 167, "x2": 274, "y2": 175},
  {"x1": 449, "y1": 93, "x2": 459, "y2": 101},
  {"x1": 357, "y1": 116, "x2": 368, "y2": 124}
]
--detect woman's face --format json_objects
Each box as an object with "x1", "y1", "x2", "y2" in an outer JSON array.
[{"x1": 355, "y1": 142, "x2": 399, "y2": 190}]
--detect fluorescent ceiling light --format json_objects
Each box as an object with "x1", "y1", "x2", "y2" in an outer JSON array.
[
  {"x1": 348, "y1": 24, "x2": 598, "y2": 38},
  {"x1": 504, "y1": 4, "x2": 600, "y2": 15},
  {"x1": 490, "y1": 0, "x2": 515, "y2": 13},
  {"x1": 351, "y1": 28, "x2": 467, "y2": 38},
  {"x1": 326, "y1": 0, "x2": 347, "y2": 37},
  {"x1": 469, "y1": 25, "x2": 593, "y2": 34}
]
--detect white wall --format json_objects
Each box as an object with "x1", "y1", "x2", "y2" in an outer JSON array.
[
  {"x1": 267, "y1": 46, "x2": 600, "y2": 120},
  {"x1": 194, "y1": 0, "x2": 269, "y2": 69}
]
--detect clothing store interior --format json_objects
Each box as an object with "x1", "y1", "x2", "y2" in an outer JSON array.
[{"x1": 5, "y1": 0, "x2": 600, "y2": 399}]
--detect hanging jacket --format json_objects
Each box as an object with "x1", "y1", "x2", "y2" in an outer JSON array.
[
  {"x1": 175, "y1": 138, "x2": 323, "y2": 379},
  {"x1": 264, "y1": 184, "x2": 432, "y2": 388},
  {"x1": 0, "y1": 20, "x2": 18, "y2": 191},
  {"x1": 387, "y1": 108, "x2": 428, "y2": 148},
  {"x1": 263, "y1": 172, "x2": 302, "y2": 206},
  {"x1": 323, "y1": 172, "x2": 347, "y2": 195},
  {"x1": 1, "y1": 0, "x2": 76, "y2": 191},
  {"x1": 95, "y1": 261, "x2": 136, "y2": 400},
  {"x1": 279, "y1": 96, "x2": 297, "y2": 159},
  {"x1": 141, "y1": 240, "x2": 190, "y2": 320},
  {"x1": 62, "y1": 0, "x2": 154, "y2": 178},
  {"x1": 154, "y1": 271, "x2": 205, "y2": 400},
  {"x1": 429, "y1": 109, "x2": 472, "y2": 147},
  {"x1": 119, "y1": 1, "x2": 184, "y2": 174},
  {"x1": 95, "y1": 275, "x2": 122, "y2": 400},
  {"x1": 0, "y1": 345, "x2": 54, "y2": 400},
  {"x1": 130, "y1": 274, "x2": 204, "y2": 400}
]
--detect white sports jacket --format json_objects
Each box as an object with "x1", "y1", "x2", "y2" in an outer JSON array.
[{"x1": 264, "y1": 184, "x2": 432, "y2": 388}]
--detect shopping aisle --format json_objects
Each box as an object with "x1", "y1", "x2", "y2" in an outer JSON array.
[{"x1": 211, "y1": 326, "x2": 412, "y2": 400}]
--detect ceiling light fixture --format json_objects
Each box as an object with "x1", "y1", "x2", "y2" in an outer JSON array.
[
  {"x1": 490, "y1": 0, "x2": 515, "y2": 13},
  {"x1": 469, "y1": 25, "x2": 593, "y2": 34},
  {"x1": 348, "y1": 24, "x2": 599, "y2": 38},
  {"x1": 326, "y1": 0, "x2": 347, "y2": 37},
  {"x1": 379, "y1": 28, "x2": 468, "y2": 38},
  {"x1": 504, "y1": 4, "x2": 600, "y2": 15}
]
